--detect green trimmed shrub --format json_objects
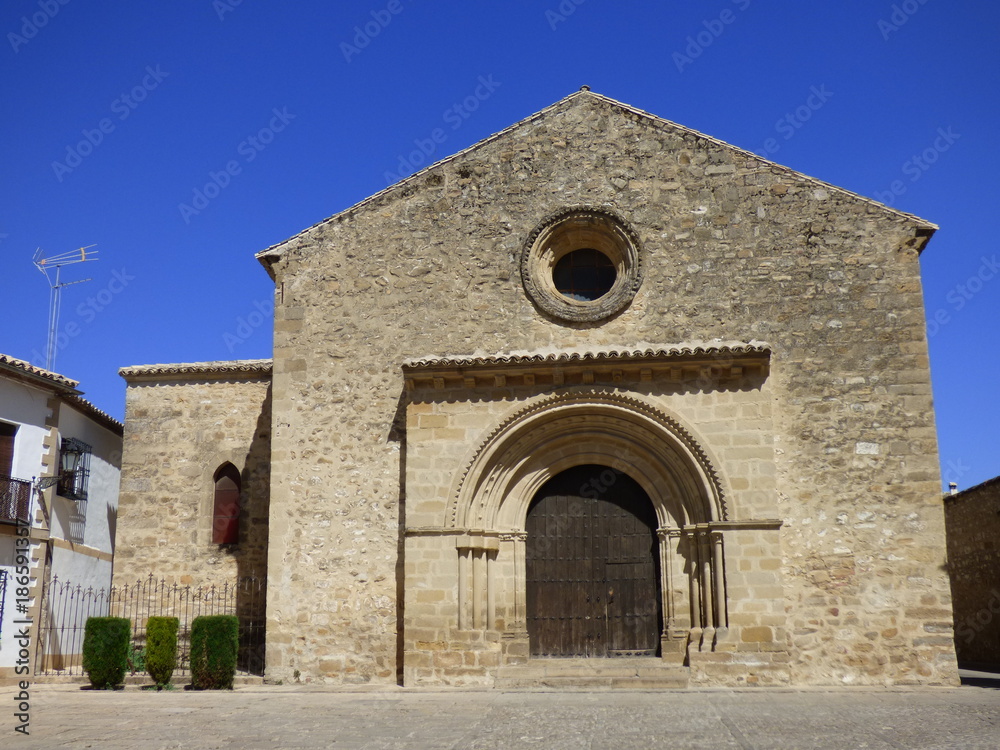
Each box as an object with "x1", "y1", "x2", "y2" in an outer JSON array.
[
  {"x1": 190, "y1": 615, "x2": 239, "y2": 690},
  {"x1": 145, "y1": 617, "x2": 179, "y2": 686},
  {"x1": 81, "y1": 617, "x2": 131, "y2": 689}
]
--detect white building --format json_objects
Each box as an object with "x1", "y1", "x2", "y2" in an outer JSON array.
[{"x1": 0, "y1": 354, "x2": 122, "y2": 683}]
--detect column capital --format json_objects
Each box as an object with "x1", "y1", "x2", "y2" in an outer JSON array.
[
  {"x1": 657, "y1": 527, "x2": 683, "y2": 540},
  {"x1": 498, "y1": 531, "x2": 527, "y2": 542}
]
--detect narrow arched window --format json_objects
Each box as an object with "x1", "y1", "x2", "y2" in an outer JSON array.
[{"x1": 212, "y1": 463, "x2": 241, "y2": 545}]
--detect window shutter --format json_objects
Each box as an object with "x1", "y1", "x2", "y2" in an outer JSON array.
[
  {"x1": 0, "y1": 423, "x2": 16, "y2": 477},
  {"x1": 212, "y1": 472, "x2": 241, "y2": 544}
]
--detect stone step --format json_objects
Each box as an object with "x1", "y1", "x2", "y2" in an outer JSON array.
[
  {"x1": 495, "y1": 658, "x2": 689, "y2": 689},
  {"x1": 31, "y1": 673, "x2": 265, "y2": 688}
]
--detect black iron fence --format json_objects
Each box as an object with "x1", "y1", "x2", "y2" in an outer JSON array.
[
  {"x1": 0, "y1": 475, "x2": 31, "y2": 524},
  {"x1": 35, "y1": 574, "x2": 266, "y2": 678},
  {"x1": 0, "y1": 569, "x2": 7, "y2": 638}
]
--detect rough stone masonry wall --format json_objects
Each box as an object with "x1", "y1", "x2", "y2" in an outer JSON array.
[
  {"x1": 114, "y1": 377, "x2": 271, "y2": 588},
  {"x1": 945, "y1": 478, "x2": 1000, "y2": 668},
  {"x1": 263, "y1": 93, "x2": 956, "y2": 685}
]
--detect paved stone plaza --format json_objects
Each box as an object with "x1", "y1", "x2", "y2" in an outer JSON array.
[{"x1": 4, "y1": 683, "x2": 999, "y2": 749}]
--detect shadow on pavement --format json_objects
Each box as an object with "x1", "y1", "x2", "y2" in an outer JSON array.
[{"x1": 958, "y1": 668, "x2": 1000, "y2": 689}]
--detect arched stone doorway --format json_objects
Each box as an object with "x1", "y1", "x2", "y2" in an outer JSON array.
[
  {"x1": 401, "y1": 349, "x2": 782, "y2": 685},
  {"x1": 526, "y1": 465, "x2": 661, "y2": 657},
  {"x1": 442, "y1": 392, "x2": 732, "y2": 661}
]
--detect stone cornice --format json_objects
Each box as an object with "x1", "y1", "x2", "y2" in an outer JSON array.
[
  {"x1": 403, "y1": 343, "x2": 769, "y2": 392},
  {"x1": 406, "y1": 521, "x2": 783, "y2": 537},
  {"x1": 701, "y1": 519, "x2": 784, "y2": 531},
  {"x1": 119, "y1": 359, "x2": 273, "y2": 383}
]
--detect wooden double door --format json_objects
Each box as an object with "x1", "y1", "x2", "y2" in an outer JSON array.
[{"x1": 525, "y1": 465, "x2": 662, "y2": 657}]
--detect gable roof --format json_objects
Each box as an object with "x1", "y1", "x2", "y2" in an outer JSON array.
[
  {"x1": 0, "y1": 353, "x2": 80, "y2": 391},
  {"x1": 256, "y1": 88, "x2": 937, "y2": 274},
  {"x1": 0, "y1": 353, "x2": 123, "y2": 435},
  {"x1": 945, "y1": 474, "x2": 1000, "y2": 502}
]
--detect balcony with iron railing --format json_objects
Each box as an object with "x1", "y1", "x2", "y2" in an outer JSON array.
[{"x1": 0, "y1": 474, "x2": 32, "y2": 524}]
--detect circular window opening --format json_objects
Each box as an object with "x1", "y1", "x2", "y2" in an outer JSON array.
[
  {"x1": 553, "y1": 248, "x2": 617, "y2": 301},
  {"x1": 521, "y1": 207, "x2": 643, "y2": 324}
]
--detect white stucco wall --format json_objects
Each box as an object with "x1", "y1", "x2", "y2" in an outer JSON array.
[
  {"x1": 45, "y1": 544, "x2": 113, "y2": 632},
  {"x1": 47, "y1": 546, "x2": 113, "y2": 592},
  {"x1": 0, "y1": 536, "x2": 41, "y2": 671},
  {"x1": 0, "y1": 378, "x2": 50, "y2": 485},
  {"x1": 49, "y1": 403, "x2": 121, "y2": 556}
]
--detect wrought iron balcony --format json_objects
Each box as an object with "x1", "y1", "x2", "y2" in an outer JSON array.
[{"x1": 0, "y1": 475, "x2": 32, "y2": 524}]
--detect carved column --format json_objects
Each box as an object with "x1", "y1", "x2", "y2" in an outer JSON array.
[
  {"x1": 698, "y1": 527, "x2": 716, "y2": 649},
  {"x1": 711, "y1": 530, "x2": 728, "y2": 639},
  {"x1": 658, "y1": 527, "x2": 687, "y2": 660},
  {"x1": 486, "y1": 550, "x2": 497, "y2": 630},
  {"x1": 657, "y1": 528, "x2": 674, "y2": 633},
  {"x1": 686, "y1": 529, "x2": 703, "y2": 652},
  {"x1": 472, "y1": 550, "x2": 485, "y2": 630},
  {"x1": 500, "y1": 531, "x2": 528, "y2": 632},
  {"x1": 498, "y1": 531, "x2": 529, "y2": 665},
  {"x1": 457, "y1": 547, "x2": 471, "y2": 630}
]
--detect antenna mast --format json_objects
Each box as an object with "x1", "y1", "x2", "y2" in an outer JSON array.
[{"x1": 33, "y1": 245, "x2": 98, "y2": 372}]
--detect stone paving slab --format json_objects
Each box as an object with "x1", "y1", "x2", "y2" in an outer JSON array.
[{"x1": 2, "y1": 684, "x2": 999, "y2": 749}]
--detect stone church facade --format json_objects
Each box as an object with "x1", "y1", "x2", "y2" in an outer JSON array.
[{"x1": 115, "y1": 90, "x2": 958, "y2": 687}]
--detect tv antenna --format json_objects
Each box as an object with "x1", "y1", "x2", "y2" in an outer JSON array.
[{"x1": 33, "y1": 245, "x2": 97, "y2": 372}]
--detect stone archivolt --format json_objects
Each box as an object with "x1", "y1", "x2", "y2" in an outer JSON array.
[{"x1": 447, "y1": 390, "x2": 726, "y2": 532}]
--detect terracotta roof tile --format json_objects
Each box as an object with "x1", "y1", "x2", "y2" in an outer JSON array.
[
  {"x1": 403, "y1": 342, "x2": 770, "y2": 370},
  {"x1": 119, "y1": 359, "x2": 273, "y2": 380},
  {"x1": 0, "y1": 353, "x2": 79, "y2": 389}
]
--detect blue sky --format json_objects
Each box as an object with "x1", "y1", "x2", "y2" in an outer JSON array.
[{"x1": 1, "y1": 1, "x2": 997, "y2": 490}]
